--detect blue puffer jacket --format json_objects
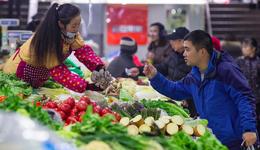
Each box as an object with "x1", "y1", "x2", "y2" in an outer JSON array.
[{"x1": 150, "y1": 50, "x2": 258, "y2": 144}]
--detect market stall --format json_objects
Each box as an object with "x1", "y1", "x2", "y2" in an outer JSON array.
[{"x1": 0, "y1": 70, "x2": 228, "y2": 150}]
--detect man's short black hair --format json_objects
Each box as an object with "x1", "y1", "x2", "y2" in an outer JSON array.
[{"x1": 184, "y1": 30, "x2": 213, "y2": 56}]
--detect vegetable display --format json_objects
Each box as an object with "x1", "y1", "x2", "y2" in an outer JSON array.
[{"x1": 0, "y1": 71, "x2": 229, "y2": 150}]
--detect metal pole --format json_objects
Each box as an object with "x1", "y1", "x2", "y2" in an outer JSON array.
[
  {"x1": 205, "y1": 2, "x2": 213, "y2": 36},
  {"x1": 27, "y1": 0, "x2": 39, "y2": 23}
]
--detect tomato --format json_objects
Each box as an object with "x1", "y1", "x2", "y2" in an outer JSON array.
[
  {"x1": 32, "y1": 101, "x2": 41, "y2": 107},
  {"x1": 78, "y1": 116, "x2": 83, "y2": 123},
  {"x1": 57, "y1": 111, "x2": 66, "y2": 121},
  {"x1": 42, "y1": 106, "x2": 49, "y2": 109},
  {"x1": 17, "y1": 93, "x2": 25, "y2": 99},
  {"x1": 101, "y1": 108, "x2": 112, "y2": 116},
  {"x1": 58, "y1": 103, "x2": 71, "y2": 114},
  {"x1": 76, "y1": 101, "x2": 88, "y2": 112},
  {"x1": 93, "y1": 106, "x2": 102, "y2": 115},
  {"x1": 63, "y1": 97, "x2": 75, "y2": 108},
  {"x1": 66, "y1": 116, "x2": 78, "y2": 124},
  {"x1": 70, "y1": 108, "x2": 78, "y2": 116},
  {"x1": 0, "y1": 96, "x2": 7, "y2": 103},
  {"x1": 112, "y1": 112, "x2": 121, "y2": 122},
  {"x1": 45, "y1": 101, "x2": 58, "y2": 108},
  {"x1": 79, "y1": 96, "x2": 90, "y2": 104},
  {"x1": 53, "y1": 108, "x2": 59, "y2": 112},
  {"x1": 77, "y1": 111, "x2": 86, "y2": 118},
  {"x1": 72, "y1": 104, "x2": 77, "y2": 109},
  {"x1": 64, "y1": 123, "x2": 69, "y2": 126},
  {"x1": 89, "y1": 101, "x2": 98, "y2": 108}
]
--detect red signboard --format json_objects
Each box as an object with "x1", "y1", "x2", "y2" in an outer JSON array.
[{"x1": 106, "y1": 4, "x2": 148, "y2": 45}]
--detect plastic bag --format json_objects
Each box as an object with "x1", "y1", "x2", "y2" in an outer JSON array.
[{"x1": 0, "y1": 111, "x2": 77, "y2": 150}]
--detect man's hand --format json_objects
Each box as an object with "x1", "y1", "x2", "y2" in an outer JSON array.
[
  {"x1": 129, "y1": 68, "x2": 139, "y2": 77},
  {"x1": 143, "y1": 60, "x2": 157, "y2": 79},
  {"x1": 242, "y1": 132, "x2": 257, "y2": 147}
]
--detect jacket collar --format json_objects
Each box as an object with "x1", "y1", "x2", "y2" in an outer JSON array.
[
  {"x1": 119, "y1": 52, "x2": 134, "y2": 61},
  {"x1": 191, "y1": 50, "x2": 217, "y2": 82}
]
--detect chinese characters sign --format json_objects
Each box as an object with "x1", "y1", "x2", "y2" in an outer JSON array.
[{"x1": 106, "y1": 4, "x2": 148, "y2": 45}]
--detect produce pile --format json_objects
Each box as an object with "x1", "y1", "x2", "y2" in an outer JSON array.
[
  {"x1": 0, "y1": 72, "x2": 229, "y2": 150},
  {"x1": 0, "y1": 71, "x2": 33, "y2": 97}
]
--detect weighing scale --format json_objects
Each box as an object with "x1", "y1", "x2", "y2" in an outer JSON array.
[
  {"x1": 0, "y1": 18, "x2": 20, "y2": 52},
  {"x1": 6, "y1": 30, "x2": 32, "y2": 56},
  {"x1": 19, "y1": 33, "x2": 33, "y2": 42}
]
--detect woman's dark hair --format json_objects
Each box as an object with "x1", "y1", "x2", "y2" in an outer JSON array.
[
  {"x1": 243, "y1": 37, "x2": 259, "y2": 56},
  {"x1": 30, "y1": 3, "x2": 80, "y2": 66},
  {"x1": 243, "y1": 37, "x2": 258, "y2": 49},
  {"x1": 184, "y1": 30, "x2": 213, "y2": 56},
  {"x1": 148, "y1": 23, "x2": 168, "y2": 50}
]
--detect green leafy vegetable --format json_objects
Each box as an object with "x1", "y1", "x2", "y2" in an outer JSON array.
[
  {"x1": 0, "y1": 90, "x2": 61, "y2": 131},
  {"x1": 119, "y1": 89, "x2": 134, "y2": 103},
  {"x1": 0, "y1": 71, "x2": 33, "y2": 97},
  {"x1": 141, "y1": 99, "x2": 190, "y2": 118}
]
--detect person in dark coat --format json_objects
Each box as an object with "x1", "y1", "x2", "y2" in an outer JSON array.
[
  {"x1": 220, "y1": 32, "x2": 242, "y2": 59},
  {"x1": 107, "y1": 37, "x2": 138, "y2": 81},
  {"x1": 130, "y1": 27, "x2": 197, "y2": 117}
]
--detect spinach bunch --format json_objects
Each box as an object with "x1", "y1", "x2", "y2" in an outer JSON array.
[{"x1": 0, "y1": 71, "x2": 33, "y2": 97}]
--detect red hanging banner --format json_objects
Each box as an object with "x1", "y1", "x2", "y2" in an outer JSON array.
[{"x1": 106, "y1": 4, "x2": 148, "y2": 45}]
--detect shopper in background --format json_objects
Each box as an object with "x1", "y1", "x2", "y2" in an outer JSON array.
[
  {"x1": 26, "y1": 12, "x2": 45, "y2": 32},
  {"x1": 147, "y1": 22, "x2": 173, "y2": 65},
  {"x1": 144, "y1": 30, "x2": 258, "y2": 149},
  {"x1": 107, "y1": 37, "x2": 138, "y2": 81},
  {"x1": 4, "y1": 3, "x2": 105, "y2": 92},
  {"x1": 221, "y1": 32, "x2": 242, "y2": 59},
  {"x1": 235, "y1": 37, "x2": 260, "y2": 140},
  {"x1": 130, "y1": 27, "x2": 197, "y2": 117},
  {"x1": 211, "y1": 36, "x2": 222, "y2": 51}
]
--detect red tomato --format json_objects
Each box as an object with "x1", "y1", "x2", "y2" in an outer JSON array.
[
  {"x1": 42, "y1": 106, "x2": 49, "y2": 109},
  {"x1": 79, "y1": 96, "x2": 90, "y2": 104},
  {"x1": 17, "y1": 93, "x2": 25, "y2": 99},
  {"x1": 57, "y1": 111, "x2": 66, "y2": 121},
  {"x1": 64, "y1": 123, "x2": 69, "y2": 126},
  {"x1": 66, "y1": 116, "x2": 78, "y2": 124},
  {"x1": 53, "y1": 108, "x2": 59, "y2": 112},
  {"x1": 76, "y1": 101, "x2": 88, "y2": 112},
  {"x1": 78, "y1": 116, "x2": 83, "y2": 123},
  {"x1": 93, "y1": 106, "x2": 102, "y2": 115},
  {"x1": 101, "y1": 108, "x2": 112, "y2": 116},
  {"x1": 63, "y1": 97, "x2": 75, "y2": 108},
  {"x1": 32, "y1": 101, "x2": 41, "y2": 107},
  {"x1": 90, "y1": 101, "x2": 98, "y2": 108},
  {"x1": 112, "y1": 112, "x2": 121, "y2": 122},
  {"x1": 78, "y1": 111, "x2": 86, "y2": 118},
  {"x1": 45, "y1": 101, "x2": 58, "y2": 108},
  {"x1": 58, "y1": 103, "x2": 71, "y2": 114},
  {"x1": 0, "y1": 96, "x2": 7, "y2": 103},
  {"x1": 70, "y1": 108, "x2": 78, "y2": 116},
  {"x1": 72, "y1": 104, "x2": 77, "y2": 109}
]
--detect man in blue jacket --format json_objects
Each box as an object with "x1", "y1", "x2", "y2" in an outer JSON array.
[{"x1": 143, "y1": 30, "x2": 258, "y2": 149}]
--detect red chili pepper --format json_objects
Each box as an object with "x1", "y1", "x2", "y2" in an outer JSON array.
[{"x1": 0, "y1": 96, "x2": 7, "y2": 103}]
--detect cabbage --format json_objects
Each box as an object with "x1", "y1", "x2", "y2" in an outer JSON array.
[
  {"x1": 121, "y1": 81, "x2": 137, "y2": 97},
  {"x1": 133, "y1": 85, "x2": 169, "y2": 101}
]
